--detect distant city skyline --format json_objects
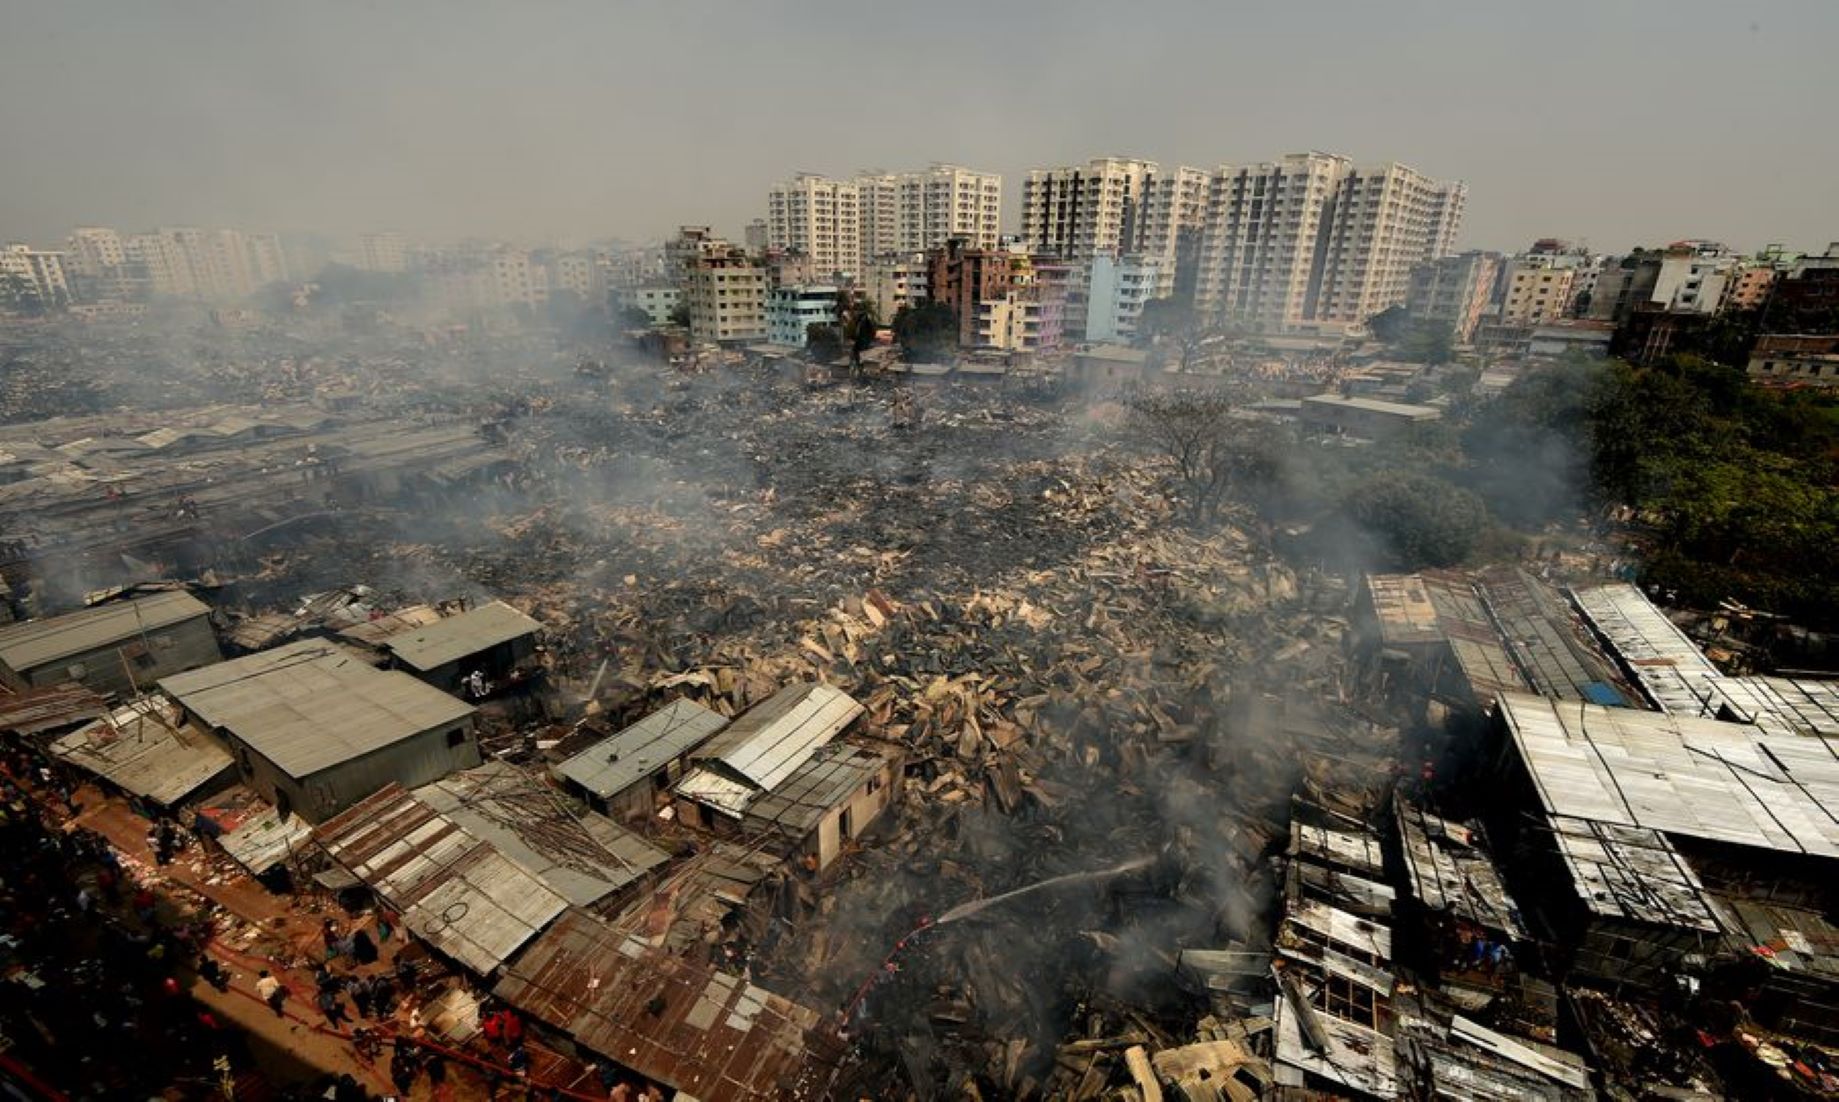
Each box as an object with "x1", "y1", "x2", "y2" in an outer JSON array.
[{"x1": 2, "y1": 2, "x2": 1833, "y2": 254}]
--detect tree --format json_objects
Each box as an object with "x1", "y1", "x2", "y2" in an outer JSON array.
[
  {"x1": 839, "y1": 293, "x2": 880, "y2": 368},
  {"x1": 1366, "y1": 305, "x2": 1411, "y2": 344},
  {"x1": 1398, "y1": 319, "x2": 1455, "y2": 365},
  {"x1": 1137, "y1": 297, "x2": 1207, "y2": 371},
  {"x1": 892, "y1": 301, "x2": 957, "y2": 363},
  {"x1": 1126, "y1": 389, "x2": 1275, "y2": 524},
  {"x1": 618, "y1": 305, "x2": 655, "y2": 329},
  {"x1": 805, "y1": 323, "x2": 844, "y2": 363},
  {"x1": 1344, "y1": 470, "x2": 1488, "y2": 568},
  {"x1": 667, "y1": 301, "x2": 691, "y2": 328}
]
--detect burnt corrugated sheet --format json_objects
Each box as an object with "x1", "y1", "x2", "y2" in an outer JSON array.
[
  {"x1": 495, "y1": 909, "x2": 841, "y2": 1101},
  {"x1": 0, "y1": 682, "x2": 107, "y2": 736}
]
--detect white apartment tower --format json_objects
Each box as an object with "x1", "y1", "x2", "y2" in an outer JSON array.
[
  {"x1": 1195, "y1": 153, "x2": 1465, "y2": 330},
  {"x1": 685, "y1": 242, "x2": 768, "y2": 344},
  {"x1": 66, "y1": 228, "x2": 126, "y2": 277},
  {"x1": 359, "y1": 232, "x2": 411, "y2": 273},
  {"x1": 1, "y1": 245, "x2": 71, "y2": 308},
  {"x1": 766, "y1": 165, "x2": 1001, "y2": 274},
  {"x1": 1020, "y1": 157, "x2": 1161, "y2": 260},
  {"x1": 767, "y1": 174, "x2": 862, "y2": 278}
]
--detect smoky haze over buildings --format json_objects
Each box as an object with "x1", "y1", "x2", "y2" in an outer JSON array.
[{"x1": 2, "y1": 0, "x2": 1834, "y2": 253}]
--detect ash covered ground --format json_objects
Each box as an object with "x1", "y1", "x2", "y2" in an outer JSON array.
[{"x1": 248, "y1": 362, "x2": 1355, "y2": 1096}]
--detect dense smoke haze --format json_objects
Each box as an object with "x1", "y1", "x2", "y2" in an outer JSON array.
[{"x1": 3, "y1": 0, "x2": 1836, "y2": 251}]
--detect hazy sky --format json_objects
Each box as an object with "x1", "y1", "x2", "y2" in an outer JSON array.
[{"x1": 3, "y1": 1, "x2": 1833, "y2": 254}]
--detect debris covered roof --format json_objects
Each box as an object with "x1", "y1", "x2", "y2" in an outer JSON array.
[
  {"x1": 679, "y1": 682, "x2": 862, "y2": 816},
  {"x1": 1500, "y1": 691, "x2": 1839, "y2": 858},
  {"x1": 741, "y1": 742, "x2": 894, "y2": 837},
  {"x1": 1395, "y1": 801, "x2": 1527, "y2": 940},
  {"x1": 51, "y1": 698, "x2": 232, "y2": 807},
  {"x1": 314, "y1": 784, "x2": 568, "y2": 977},
  {"x1": 0, "y1": 591, "x2": 212, "y2": 672},
  {"x1": 159, "y1": 640, "x2": 475, "y2": 779},
  {"x1": 1547, "y1": 816, "x2": 1723, "y2": 932},
  {"x1": 494, "y1": 909, "x2": 839, "y2": 1102},
  {"x1": 382, "y1": 600, "x2": 542, "y2": 672},
  {"x1": 413, "y1": 761, "x2": 670, "y2": 907},
  {"x1": 551, "y1": 698, "x2": 730, "y2": 799},
  {"x1": 1707, "y1": 676, "x2": 1839, "y2": 739},
  {"x1": 0, "y1": 681, "x2": 108, "y2": 736},
  {"x1": 1364, "y1": 573, "x2": 1444, "y2": 647}
]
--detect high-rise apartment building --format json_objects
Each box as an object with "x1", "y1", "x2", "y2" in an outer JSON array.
[
  {"x1": 66, "y1": 228, "x2": 126, "y2": 277},
  {"x1": 765, "y1": 165, "x2": 1001, "y2": 275},
  {"x1": 1020, "y1": 158, "x2": 1161, "y2": 260},
  {"x1": 1194, "y1": 153, "x2": 1465, "y2": 330},
  {"x1": 358, "y1": 232, "x2": 411, "y2": 273},
  {"x1": 767, "y1": 174, "x2": 862, "y2": 278},
  {"x1": 0, "y1": 245, "x2": 71, "y2": 309},
  {"x1": 244, "y1": 233, "x2": 289, "y2": 286},
  {"x1": 1406, "y1": 251, "x2": 1499, "y2": 341},
  {"x1": 124, "y1": 232, "x2": 196, "y2": 298}
]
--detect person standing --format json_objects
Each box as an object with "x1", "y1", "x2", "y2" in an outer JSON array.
[{"x1": 255, "y1": 970, "x2": 287, "y2": 1016}]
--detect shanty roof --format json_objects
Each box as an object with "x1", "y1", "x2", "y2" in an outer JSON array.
[
  {"x1": 1499, "y1": 691, "x2": 1839, "y2": 858},
  {"x1": 414, "y1": 761, "x2": 670, "y2": 907},
  {"x1": 1476, "y1": 568, "x2": 1627, "y2": 704},
  {"x1": 160, "y1": 640, "x2": 475, "y2": 780},
  {"x1": 51, "y1": 698, "x2": 233, "y2": 807},
  {"x1": 494, "y1": 909, "x2": 838, "y2": 1102},
  {"x1": 1364, "y1": 574, "x2": 1443, "y2": 647},
  {"x1": 1396, "y1": 1018, "x2": 1593, "y2": 1100},
  {"x1": 741, "y1": 743, "x2": 893, "y2": 836},
  {"x1": 1395, "y1": 801, "x2": 1527, "y2": 940},
  {"x1": 1570, "y1": 583, "x2": 1723, "y2": 715},
  {"x1": 552, "y1": 699, "x2": 730, "y2": 799},
  {"x1": 0, "y1": 592, "x2": 212, "y2": 672},
  {"x1": 216, "y1": 801, "x2": 314, "y2": 876},
  {"x1": 1420, "y1": 572, "x2": 1527, "y2": 706},
  {"x1": 1273, "y1": 985, "x2": 1398, "y2": 1098},
  {"x1": 693, "y1": 682, "x2": 862, "y2": 792},
  {"x1": 1708, "y1": 676, "x2": 1839, "y2": 739},
  {"x1": 0, "y1": 682, "x2": 108, "y2": 736},
  {"x1": 1291, "y1": 822, "x2": 1387, "y2": 880},
  {"x1": 383, "y1": 600, "x2": 542, "y2": 673},
  {"x1": 1547, "y1": 816, "x2": 1723, "y2": 933},
  {"x1": 314, "y1": 784, "x2": 568, "y2": 977},
  {"x1": 1302, "y1": 393, "x2": 1442, "y2": 420}
]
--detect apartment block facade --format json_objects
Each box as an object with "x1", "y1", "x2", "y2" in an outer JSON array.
[
  {"x1": 1406, "y1": 251, "x2": 1499, "y2": 341},
  {"x1": 0, "y1": 245, "x2": 71, "y2": 309},
  {"x1": 685, "y1": 243, "x2": 767, "y2": 344},
  {"x1": 767, "y1": 175, "x2": 862, "y2": 278},
  {"x1": 767, "y1": 165, "x2": 1001, "y2": 276},
  {"x1": 1194, "y1": 153, "x2": 1465, "y2": 331}
]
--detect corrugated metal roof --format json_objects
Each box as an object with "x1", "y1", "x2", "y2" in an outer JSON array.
[
  {"x1": 0, "y1": 592, "x2": 212, "y2": 672},
  {"x1": 1394, "y1": 801, "x2": 1527, "y2": 939},
  {"x1": 1708, "y1": 676, "x2": 1839, "y2": 739},
  {"x1": 0, "y1": 682, "x2": 108, "y2": 736},
  {"x1": 741, "y1": 743, "x2": 892, "y2": 836},
  {"x1": 1500, "y1": 691, "x2": 1839, "y2": 858},
  {"x1": 1546, "y1": 815, "x2": 1722, "y2": 931},
  {"x1": 159, "y1": 640, "x2": 475, "y2": 780},
  {"x1": 415, "y1": 761, "x2": 669, "y2": 907},
  {"x1": 691, "y1": 682, "x2": 862, "y2": 792},
  {"x1": 1364, "y1": 573, "x2": 1444, "y2": 647},
  {"x1": 551, "y1": 699, "x2": 729, "y2": 799},
  {"x1": 1302, "y1": 393, "x2": 1441, "y2": 419},
  {"x1": 51, "y1": 698, "x2": 233, "y2": 807},
  {"x1": 314, "y1": 784, "x2": 567, "y2": 977},
  {"x1": 494, "y1": 909, "x2": 840, "y2": 1102},
  {"x1": 217, "y1": 803, "x2": 315, "y2": 875},
  {"x1": 1570, "y1": 583, "x2": 1724, "y2": 715},
  {"x1": 383, "y1": 601, "x2": 542, "y2": 673}
]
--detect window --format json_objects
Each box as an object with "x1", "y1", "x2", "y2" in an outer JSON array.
[{"x1": 446, "y1": 728, "x2": 467, "y2": 748}]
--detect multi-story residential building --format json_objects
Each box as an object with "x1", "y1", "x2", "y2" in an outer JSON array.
[
  {"x1": 358, "y1": 232, "x2": 411, "y2": 273},
  {"x1": 0, "y1": 245, "x2": 71, "y2": 310},
  {"x1": 1193, "y1": 153, "x2": 1465, "y2": 331},
  {"x1": 244, "y1": 233, "x2": 289, "y2": 286},
  {"x1": 1140, "y1": 167, "x2": 1211, "y2": 300},
  {"x1": 65, "y1": 228, "x2": 125, "y2": 277},
  {"x1": 855, "y1": 173, "x2": 902, "y2": 261},
  {"x1": 488, "y1": 249, "x2": 546, "y2": 308},
  {"x1": 1020, "y1": 157, "x2": 1161, "y2": 261},
  {"x1": 546, "y1": 252, "x2": 601, "y2": 303},
  {"x1": 1721, "y1": 262, "x2": 1777, "y2": 313},
  {"x1": 124, "y1": 232, "x2": 195, "y2": 298},
  {"x1": 1589, "y1": 241, "x2": 1738, "y2": 324},
  {"x1": 612, "y1": 284, "x2": 682, "y2": 326},
  {"x1": 1498, "y1": 255, "x2": 1580, "y2": 325},
  {"x1": 743, "y1": 219, "x2": 770, "y2": 254},
  {"x1": 767, "y1": 174, "x2": 862, "y2": 278},
  {"x1": 1311, "y1": 163, "x2": 1467, "y2": 324},
  {"x1": 766, "y1": 285, "x2": 840, "y2": 347},
  {"x1": 1407, "y1": 251, "x2": 1499, "y2": 341},
  {"x1": 895, "y1": 164, "x2": 1001, "y2": 255},
  {"x1": 685, "y1": 243, "x2": 767, "y2": 344},
  {"x1": 857, "y1": 254, "x2": 928, "y2": 323},
  {"x1": 1084, "y1": 254, "x2": 1164, "y2": 343},
  {"x1": 665, "y1": 226, "x2": 717, "y2": 287},
  {"x1": 928, "y1": 240, "x2": 1019, "y2": 348}
]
